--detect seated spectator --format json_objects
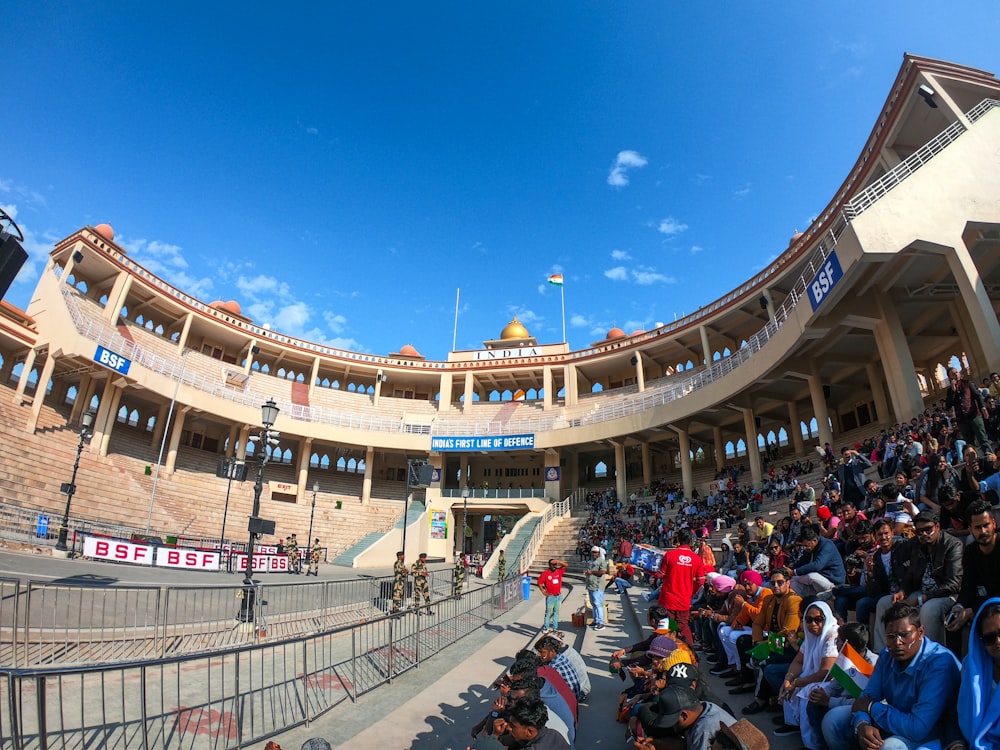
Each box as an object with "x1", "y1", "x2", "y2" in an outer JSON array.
[
  {"x1": 767, "y1": 539, "x2": 788, "y2": 574},
  {"x1": 821, "y1": 602, "x2": 961, "y2": 750},
  {"x1": 957, "y1": 599, "x2": 1000, "y2": 749},
  {"x1": 788, "y1": 526, "x2": 846, "y2": 598},
  {"x1": 775, "y1": 601, "x2": 838, "y2": 745},
  {"x1": 495, "y1": 694, "x2": 570, "y2": 749},
  {"x1": 535, "y1": 636, "x2": 585, "y2": 701},
  {"x1": 710, "y1": 571, "x2": 771, "y2": 679},
  {"x1": 637, "y1": 685, "x2": 739, "y2": 750},
  {"x1": 804, "y1": 621, "x2": 879, "y2": 750},
  {"x1": 947, "y1": 501, "x2": 1000, "y2": 634}
]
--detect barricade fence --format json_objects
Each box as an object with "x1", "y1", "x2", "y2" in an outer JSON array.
[
  {"x1": 0, "y1": 576, "x2": 526, "y2": 749},
  {"x1": 0, "y1": 569, "x2": 459, "y2": 669}
]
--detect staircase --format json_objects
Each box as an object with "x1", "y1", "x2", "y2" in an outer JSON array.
[
  {"x1": 487, "y1": 515, "x2": 542, "y2": 579},
  {"x1": 526, "y1": 514, "x2": 589, "y2": 577},
  {"x1": 330, "y1": 499, "x2": 424, "y2": 567}
]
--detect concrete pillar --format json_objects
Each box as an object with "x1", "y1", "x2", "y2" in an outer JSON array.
[
  {"x1": 176, "y1": 313, "x2": 194, "y2": 351},
  {"x1": 634, "y1": 353, "x2": 646, "y2": 392},
  {"x1": 788, "y1": 400, "x2": 805, "y2": 455},
  {"x1": 438, "y1": 371, "x2": 453, "y2": 412},
  {"x1": 361, "y1": 446, "x2": 375, "y2": 504},
  {"x1": 741, "y1": 408, "x2": 763, "y2": 489},
  {"x1": 699, "y1": 326, "x2": 712, "y2": 366},
  {"x1": 61, "y1": 251, "x2": 80, "y2": 285},
  {"x1": 27, "y1": 354, "x2": 57, "y2": 432},
  {"x1": 13, "y1": 348, "x2": 37, "y2": 402},
  {"x1": 70, "y1": 374, "x2": 94, "y2": 423},
  {"x1": 761, "y1": 288, "x2": 776, "y2": 323},
  {"x1": 296, "y1": 437, "x2": 313, "y2": 502},
  {"x1": 238, "y1": 425, "x2": 251, "y2": 459},
  {"x1": 373, "y1": 369, "x2": 384, "y2": 406},
  {"x1": 677, "y1": 428, "x2": 693, "y2": 498},
  {"x1": 308, "y1": 356, "x2": 321, "y2": 398},
  {"x1": 874, "y1": 295, "x2": 924, "y2": 423},
  {"x1": 866, "y1": 363, "x2": 890, "y2": 425},
  {"x1": 164, "y1": 407, "x2": 189, "y2": 472},
  {"x1": 543, "y1": 365, "x2": 553, "y2": 409},
  {"x1": 641, "y1": 442, "x2": 652, "y2": 487},
  {"x1": 613, "y1": 442, "x2": 627, "y2": 503},
  {"x1": 150, "y1": 403, "x2": 168, "y2": 448},
  {"x1": 565, "y1": 364, "x2": 578, "y2": 406},
  {"x1": 545, "y1": 448, "x2": 561, "y2": 499},
  {"x1": 226, "y1": 423, "x2": 239, "y2": 457},
  {"x1": 463, "y1": 371, "x2": 475, "y2": 410},
  {"x1": 713, "y1": 426, "x2": 725, "y2": 472},
  {"x1": 103, "y1": 272, "x2": 133, "y2": 322},
  {"x1": 807, "y1": 373, "x2": 835, "y2": 449},
  {"x1": 946, "y1": 240, "x2": 1000, "y2": 374},
  {"x1": 243, "y1": 341, "x2": 259, "y2": 375},
  {"x1": 95, "y1": 380, "x2": 125, "y2": 457}
]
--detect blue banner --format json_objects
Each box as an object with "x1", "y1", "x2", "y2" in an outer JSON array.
[
  {"x1": 94, "y1": 345, "x2": 132, "y2": 375},
  {"x1": 431, "y1": 434, "x2": 535, "y2": 452},
  {"x1": 807, "y1": 251, "x2": 844, "y2": 311}
]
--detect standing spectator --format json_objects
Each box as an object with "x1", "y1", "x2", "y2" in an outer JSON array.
[
  {"x1": 537, "y1": 558, "x2": 568, "y2": 632},
  {"x1": 657, "y1": 528, "x2": 706, "y2": 644},
  {"x1": 838, "y1": 448, "x2": 872, "y2": 508},
  {"x1": 584, "y1": 546, "x2": 613, "y2": 630},
  {"x1": 946, "y1": 366, "x2": 992, "y2": 456}
]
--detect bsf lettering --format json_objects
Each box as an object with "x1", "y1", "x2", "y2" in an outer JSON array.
[{"x1": 97, "y1": 350, "x2": 129, "y2": 372}]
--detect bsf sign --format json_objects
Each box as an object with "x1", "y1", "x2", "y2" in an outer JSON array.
[
  {"x1": 94, "y1": 345, "x2": 132, "y2": 375},
  {"x1": 84, "y1": 537, "x2": 154, "y2": 565},
  {"x1": 234, "y1": 553, "x2": 289, "y2": 573},
  {"x1": 807, "y1": 252, "x2": 844, "y2": 311},
  {"x1": 155, "y1": 549, "x2": 221, "y2": 570}
]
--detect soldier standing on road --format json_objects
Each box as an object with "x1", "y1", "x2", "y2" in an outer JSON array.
[
  {"x1": 286, "y1": 534, "x2": 300, "y2": 574},
  {"x1": 497, "y1": 550, "x2": 507, "y2": 581},
  {"x1": 412, "y1": 552, "x2": 433, "y2": 614},
  {"x1": 453, "y1": 553, "x2": 466, "y2": 597},
  {"x1": 307, "y1": 538, "x2": 321, "y2": 576},
  {"x1": 391, "y1": 551, "x2": 407, "y2": 613}
]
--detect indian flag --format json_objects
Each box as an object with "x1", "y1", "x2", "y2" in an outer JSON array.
[
  {"x1": 547, "y1": 274, "x2": 564, "y2": 286},
  {"x1": 829, "y1": 643, "x2": 874, "y2": 698}
]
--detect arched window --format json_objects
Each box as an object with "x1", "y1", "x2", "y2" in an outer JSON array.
[
  {"x1": 146, "y1": 415, "x2": 156, "y2": 432},
  {"x1": 65, "y1": 385, "x2": 78, "y2": 405},
  {"x1": 735, "y1": 438, "x2": 747, "y2": 457},
  {"x1": 591, "y1": 383, "x2": 603, "y2": 393},
  {"x1": 725, "y1": 441, "x2": 736, "y2": 459},
  {"x1": 336, "y1": 457, "x2": 347, "y2": 472},
  {"x1": 320, "y1": 454, "x2": 330, "y2": 470},
  {"x1": 310, "y1": 452, "x2": 320, "y2": 468},
  {"x1": 128, "y1": 409, "x2": 140, "y2": 427},
  {"x1": 594, "y1": 461, "x2": 608, "y2": 478},
  {"x1": 488, "y1": 390, "x2": 500, "y2": 402},
  {"x1": 777, "y1": 427, "x2": 788, "y2": 446},
  {"x1": 116, "y1": 405, "x2": 129, "y2": 424},
  {"x1": 347, "y1": 458, "x2": 357, "y2": 473}
]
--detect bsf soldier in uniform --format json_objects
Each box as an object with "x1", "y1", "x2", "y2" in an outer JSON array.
[
  {"x1": 307, "y1": 538, "x2": 321, "y2": 576},
  {"x1": 497, "y1": 549, "x2": 507, "y2": 581},
  {"x1": 452, "y1": 553, "x2": 466, "y2": 598},
  {"x1": 286, "y1": 534, "x2": 300, "y2": 574},
  {"x1": 412, "y1": 552, "x2": 433, "y2": 614},
  {"x1": 391, "y1": 551, "x2": 407, "y2": 613}
]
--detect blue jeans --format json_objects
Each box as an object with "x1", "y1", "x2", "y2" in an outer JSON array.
[
  {"x1": 613, "y1": 577, "x2": 633, "y2": 594},
  {"x1": 588, "y1": 589, "x2": 605, "y2": 625},
  {"x1": 543, "y1": 594, "x2": 561, "y2": 629},
  {"x1": 821, "y1": 705, "x2": 942, "y2": 750}
]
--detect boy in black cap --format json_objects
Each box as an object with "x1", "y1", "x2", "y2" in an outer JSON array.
[{"x1": 637, "y1": 685, "x2": 737, "y2": 750}]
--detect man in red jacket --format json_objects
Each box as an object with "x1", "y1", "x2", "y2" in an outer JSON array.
[{"x1": 657, "y1": 528, "x2": 706, "y2": 644}]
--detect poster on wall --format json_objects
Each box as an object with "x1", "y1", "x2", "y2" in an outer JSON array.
[
  {"x1": 545, "y1": 466, "x2": 560, "y2": 481},
  {"x1": 430, "y1": 510, "x2": 448, "y2": 539}
]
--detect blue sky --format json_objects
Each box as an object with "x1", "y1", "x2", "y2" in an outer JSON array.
[{"x1": 2, "y1": 2, "x2": 998, "y2": 360}]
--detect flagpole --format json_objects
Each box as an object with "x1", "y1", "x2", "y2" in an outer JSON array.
[
  {"x1": 452, "y1": 287, "x2": 460, "y2": 352},
  {"x1": 560, "y1": 283, "x2": 566, "y2": 344}
]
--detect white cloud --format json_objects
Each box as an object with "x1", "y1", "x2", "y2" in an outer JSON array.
[
  {"x1": 607, "y1": 150, "x2": 648, "y2": 188},
  {"x1": 508, "y1": 307, "x2": 542, "y2": 326},
  {"x1": 569, "y1": 314, "x2": 591, "y2": 328},
  {"x1": 611, "y1": 249, "x2": 631, "y2": 260},
  {"x1": 121, "y1": 236, "x2": 216, "y2": 299},
  {"x1": 733, "y1": 183, "x2": 752, "y2": 199},
  {"x1": 632, "y1": 266, "x2": 675, "y2": 285},
  {"x1": 657, "y1": 217, "x2": 689, "y2": 236},
  {"x1": 306, "y1": 126, "x2": 319, "y2": 135},
  {"x1": 690, "y1": 245, "x2": 704, "y2": 254},
  {"x1": 604, "y1": 266, "x2": 628, "y2": 281}
]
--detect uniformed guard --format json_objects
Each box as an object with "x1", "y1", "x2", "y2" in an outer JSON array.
[
  {"x1": 497, "y1": 549, "x2": 506, "y2": 581},
  {"x1": 411, "y1": 552, "x2": 433, "y2": 614},
  {"x1": 307, "y1": 538, "x2": 321, "y2": 576},
  {"x1": 391, "y1": 551, "x2": 407, "y2": 613},
  {"x1": 452, "y1": 553, "x2": 466, "y2": 598},
  {"x1": 286, "y1": 534, "x2": 300, "y2": 574}
]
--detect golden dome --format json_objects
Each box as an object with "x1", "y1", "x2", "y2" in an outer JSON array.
[
  {"x1": 606, "y1": 327, "x2": 626, "y2": 340},
  {"x1": 500, "y1": 317, "x2": 531, "y2": 340}
]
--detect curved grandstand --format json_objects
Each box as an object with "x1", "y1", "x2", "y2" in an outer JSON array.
[{"x1": 0, "y1": 54, "x2": 999, "y2": 567}]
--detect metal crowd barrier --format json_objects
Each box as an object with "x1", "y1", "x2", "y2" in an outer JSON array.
[{"x1": 0, "y1": 576, "x2": 525, "y2": 749}]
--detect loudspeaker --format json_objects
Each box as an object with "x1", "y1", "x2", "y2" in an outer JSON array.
[
  {"x1": 248, "y1": 517, "x2": 276, "y2": 535},
  {"x1": 0, "y1": 234, "x2": 27, "y2": 302},
  {"x1": 823, "y1": 385, "x2": 832, "y2": 399}
]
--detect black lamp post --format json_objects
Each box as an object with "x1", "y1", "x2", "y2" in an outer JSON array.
[
  {"x1": 306, "y1": 480, "x2": 319, "y2": 560},
  {"x1": 56, "y1": 410, "x2": 95, "y2": 553},
  {"x1": 238, "y1": 398, "x2": 279, "y2": 622},
  {"x1": 218, "y1": 457, "x2": 245, "y2": 572}
]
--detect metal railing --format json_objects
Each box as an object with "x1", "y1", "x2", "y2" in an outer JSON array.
[
  {"x1": 0, "y1": 568, "x2": 460, "y2": 669},
  {"x1": 0, "y1": 575, "x2": 526, "y2": 749}
]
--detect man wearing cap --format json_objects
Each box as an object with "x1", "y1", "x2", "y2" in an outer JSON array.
[
  {"x1": 411, "y1": 552, "x2": 433, "y2": 614},
  {"x1": 537, "y1": 558, "x2": 568, "y2": 632},
  {"x1": 657, "y1": 528, "x2": 706, "y2": 645},
  {"x1": 391, "y1": 551, "x2": 407, "y2": 614},
  {"x1": 585, "y1": 546, "x2": 613, "y2": 630},
  {"x1": 638, "y1": 684, "x2": 738, "y2": 750},
  {"x1": 711, "y1": 570, "x2": 771, "y2": 679},
  {"x1": 452, "y1": 552, "x2": 466, "y2": 598}
]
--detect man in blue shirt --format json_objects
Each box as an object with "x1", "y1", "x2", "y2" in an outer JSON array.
[
  {"x1": 821, "y1": 602, "x2": 960, "y2": 750},
  {"x1": 789, "y1": 526, "x2": 846, "y2": 598}
]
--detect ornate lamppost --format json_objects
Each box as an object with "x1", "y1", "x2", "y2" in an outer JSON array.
[{"x1": 55, "y1": 410, "x2": 95, "y2": 553}]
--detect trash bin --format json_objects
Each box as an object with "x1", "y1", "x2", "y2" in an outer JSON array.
[
  {"x1": 521, "y1": 573, "x2": 531, "y2": 600},
  {"x1": 36, "y1": 515, "x2": 49, "y2": 538},
  {"x1": 335, "y1": 500, "x2": 343, "y2": 510}
]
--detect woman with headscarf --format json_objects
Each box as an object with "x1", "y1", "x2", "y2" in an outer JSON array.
[
  {"x1": 775, "y1": 600, "x2": 838, "y2": 748},
  {"x1": 958, "y1": 598, "x2": 1000, "y2": 749}
]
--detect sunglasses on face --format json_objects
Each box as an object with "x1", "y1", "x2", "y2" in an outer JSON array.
[
  {"x1": 804, "y1": 615, "x2": 826, "y2": 625},
  {"x1": 981, "y1": 630, "x2": 1000, "y2": 646}
]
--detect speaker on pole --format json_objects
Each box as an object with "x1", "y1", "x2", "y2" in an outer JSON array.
[{"x1": 0, "y1": 233, "x2": 27, "y2": 302}]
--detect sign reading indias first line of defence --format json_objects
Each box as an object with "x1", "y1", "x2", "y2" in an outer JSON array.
[{"x1": 431, "y1": 434, "x2": 535, "y2": 452}]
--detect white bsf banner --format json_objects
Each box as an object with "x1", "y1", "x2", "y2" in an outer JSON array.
[
  {"x1": 234, "y1": 553, "x2": 289, "y2": 573},
  {"x1": 155, "y1": 548, "x2": 221, "y2": 570},
  {"x1": 84, "y1": 537, "x2": 154, "y2": 565}
]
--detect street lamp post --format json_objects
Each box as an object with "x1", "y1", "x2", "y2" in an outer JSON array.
[
  {"x1": 461, "y1": 486, "x2": 470, "y2": 555},
  {"x1": 238, "y1": 398, "x2": 280, "y2": 623},
  {"x1": 218, "y1": 457, "x2": 245, "y2": 572},
  {"x1": 56, "y1": 410, "x2": 95, "y2": 553},
  {"x1": 306, "y1": 480, "x2": 319, "y2": 559}
]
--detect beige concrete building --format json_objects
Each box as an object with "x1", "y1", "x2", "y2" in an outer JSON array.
[{"x1": 0, "y1": 54, "x2": 998, "y2": 565}]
